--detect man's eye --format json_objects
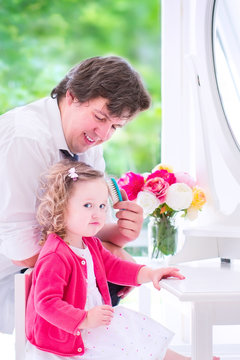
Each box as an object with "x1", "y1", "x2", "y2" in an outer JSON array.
[
  {"x1": 99, "y1": 204, "x2": 106, "y2": 209},
  {"x1": 112, "y1": 124, "x2": 123, "y2": 131},
  {"x1": 95, "y1": 115, "x2": 105, "y2": 122},
  {"x1": 84, "y1": 203, "x2": 92, "y2": 208}
]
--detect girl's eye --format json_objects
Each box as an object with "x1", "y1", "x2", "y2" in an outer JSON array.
[
  {"x1": 99, "y1": 204, "x2": 106, "y2": 209},
  {"x1": 84, "y1": 203, "x2": 92, "y2": 208}
]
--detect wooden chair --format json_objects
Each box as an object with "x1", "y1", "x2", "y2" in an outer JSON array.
[{"x1": 14, "y1": 268, "x2": 33, "y2": 360}]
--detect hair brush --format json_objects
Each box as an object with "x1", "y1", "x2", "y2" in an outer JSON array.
[{"x1": 107, "y1": 177, "x2": 123, "y2": 205}]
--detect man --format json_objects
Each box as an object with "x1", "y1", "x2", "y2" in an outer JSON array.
[{"x1": 0, "y1": 55, "x2": 151, "y2": 333}]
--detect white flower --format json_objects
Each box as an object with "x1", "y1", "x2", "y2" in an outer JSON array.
[
  {"x1": 186, "y1": 206, "x2": 199, "y2": 221},
  {"x1": 166, "y1": 183, "x2": 193, "y2": 211},
  {"x1": 137, "y1": 191, "x2": 161, "y2": 218}
]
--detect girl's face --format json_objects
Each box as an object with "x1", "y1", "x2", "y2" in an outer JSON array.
[{"x1": 64, "y1": 178, "x2": 108, "y2": 243}]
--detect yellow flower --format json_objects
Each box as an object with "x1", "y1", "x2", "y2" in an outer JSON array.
[
  {"x1": 191, "y1": 187, "x2": 206, "y2": 209},
  {"x1": 152, "y1": 163, "x2": 174, "y2": 173}
]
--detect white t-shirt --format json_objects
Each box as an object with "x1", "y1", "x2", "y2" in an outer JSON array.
[{"x1": 0, "y1": 97, "x2": 105, "y2": 262}]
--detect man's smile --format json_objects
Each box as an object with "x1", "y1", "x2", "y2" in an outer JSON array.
[{"x1": 84, "y1": 132, "x2": 95, "y2": 144}]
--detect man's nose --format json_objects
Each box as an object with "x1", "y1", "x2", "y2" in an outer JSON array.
[{"x1": 95, "y1": 123, "x2": 112, "y2": 141}]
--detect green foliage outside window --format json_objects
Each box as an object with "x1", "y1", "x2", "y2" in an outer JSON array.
[{"x1": 0, "y1": 0, "x2": 161, "y2": 176}]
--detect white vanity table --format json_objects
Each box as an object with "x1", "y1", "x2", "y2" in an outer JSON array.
[
  {"x1": 137, "y1": 257, "x2": 240, "y2": 360},
  {"x1": 160, "y1": 258, "x2": 240, "y2": 360}
]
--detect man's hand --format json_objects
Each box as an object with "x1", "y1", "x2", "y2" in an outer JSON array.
[
  {"x1": 80, "y1": 305, "x2": 114, "y2": 329},
  {"x1": 117, "y1": 286, "x2": 135, "y2": 299},
  {"x1": 113, "y1": 189, "x2": 143, "y2": 241}
]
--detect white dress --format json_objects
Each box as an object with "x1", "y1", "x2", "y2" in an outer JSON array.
[{"x1": 25, "y1": 245, "x2": 174, "y2": 360}]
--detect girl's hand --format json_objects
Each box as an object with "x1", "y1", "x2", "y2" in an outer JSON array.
[
  {"x1": 151, "y1": 267, "x2": 185, "y2": 291},
  {"x1": 81, "y1": 305, "x2": 114, "y2": 329}
]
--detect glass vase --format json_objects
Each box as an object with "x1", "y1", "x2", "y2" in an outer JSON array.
[{"x1": 148, "y1": 216, "x2": 178, "y2": 260}]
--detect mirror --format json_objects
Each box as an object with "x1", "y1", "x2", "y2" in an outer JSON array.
[{"x1": 212, "y1": 0, "x2": 240, "y2": 151}]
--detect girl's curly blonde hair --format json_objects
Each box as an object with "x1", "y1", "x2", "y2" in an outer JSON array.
[{"x1": 37, "y1": 159, "x2": 104, "y2": 245}]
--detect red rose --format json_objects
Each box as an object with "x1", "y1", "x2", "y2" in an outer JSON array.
[
  {"x1": 118, "y1": 172, "x2": 145, "y2": 200},
  {"x1": 147, "y1": 170, "x2": 176, "y2": 185},
  {"x1": 144, "y1": 177, "x2": 169, "y2": 203}
]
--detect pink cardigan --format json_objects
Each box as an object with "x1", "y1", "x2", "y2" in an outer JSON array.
[{"x1": 25, "y1": 233, "x2": 144, "y2": 356}]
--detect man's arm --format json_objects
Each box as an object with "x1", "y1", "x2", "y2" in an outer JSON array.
[
  {"x1": 97, "y1": 223, "x2": 131, "y2": 248},
  {"x1": 12, "y1": 253, "x2": 39, "y2": 268},
  {"x1": 0, "y1": 136, "x2": 47, "y2": 263},
  {"x1": 100, "y1": 239, "x2": 136, "y2": 262}
]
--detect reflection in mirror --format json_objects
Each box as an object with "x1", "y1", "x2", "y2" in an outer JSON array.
[{"x1": 213, "y1": 0, "x2": 240, "y2": 150}]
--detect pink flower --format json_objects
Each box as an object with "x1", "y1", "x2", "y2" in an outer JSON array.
[
  {"x1": 118, "y1": 172, "x2": 145, "y2": 200},
  {"x1": 175, "y1": 172, "x2": 196, "y2": 188},
  {"x1": 144, "y1": 177, "x2": 169, "y2": 203},
  {"x1": 147, "y1": 170, "x2": 176, "y2": 185}
]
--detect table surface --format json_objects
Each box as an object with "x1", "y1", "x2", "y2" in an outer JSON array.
[
  {"x1": 137, "y1": 257, "x2": 240, "y2": 302},
  {"x1": 136, "y1": 257, "x2": 240, "y2": 360}
]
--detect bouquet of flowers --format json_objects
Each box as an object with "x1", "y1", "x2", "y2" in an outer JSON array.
[{"x1": 117, "y1": 164, "x2": 206, "y2": 259}]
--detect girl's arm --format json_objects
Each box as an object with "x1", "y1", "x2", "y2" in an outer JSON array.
[
  {"x1": 137, "y1": 266, "x2": 185, "y2": 290},
  {"x1": 96, "y1": 237, "x2": 184, "y2": 290},
  {"x1": 96, "y1": 237, "x2": 144, "y2": 286},
  {"x1": 33, "y1": 253, "x2": 87, "y2": 335}
]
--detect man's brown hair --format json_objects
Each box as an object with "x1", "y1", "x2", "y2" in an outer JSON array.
[{"x1": 51, "y1": 56, "x2": 151, "y2": 119}]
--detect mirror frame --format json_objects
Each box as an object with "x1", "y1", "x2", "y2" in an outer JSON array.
[
  {"x1": 212, "y1": 0, "x2": 240, "y2": 152},
  {"x1": 194, "y1": 0, "x2": 240, "y2": 183}
]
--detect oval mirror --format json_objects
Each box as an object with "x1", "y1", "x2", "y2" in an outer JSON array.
[{"x1": 212, "y1": 0, "x2": 240, "y2": 151}]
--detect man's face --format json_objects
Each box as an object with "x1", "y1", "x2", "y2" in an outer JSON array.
[{"x1": 61, "y1": 92, "x2": 128, "y2": 154}]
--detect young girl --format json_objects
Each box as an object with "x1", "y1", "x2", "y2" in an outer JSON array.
[{"x1": 24, "y1": 160, "x2": 216, "y2": 360}]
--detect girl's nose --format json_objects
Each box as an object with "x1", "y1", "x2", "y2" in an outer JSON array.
[
  {"x1": 92, "y1": 209, "x2": 101, "y2": 219},
  {"x1": 92, "y1": 212, "x2": 98, "y2": 219}
]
